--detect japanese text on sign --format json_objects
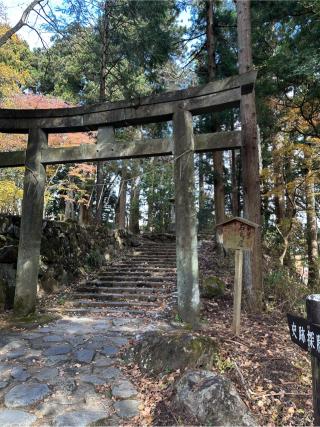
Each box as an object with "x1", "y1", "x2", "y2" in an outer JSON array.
[{"x1": 287, "y1": 313, "x2": 320, "y2": 359}]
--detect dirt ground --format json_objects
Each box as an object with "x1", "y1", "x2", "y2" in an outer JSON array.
[{"x1": 123, "y1": 240, "x2": 313, "y2": 426}]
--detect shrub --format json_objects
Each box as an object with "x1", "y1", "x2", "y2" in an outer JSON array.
[{"x1": 264, "y1": 266, "x2": 308, "y2": 314}]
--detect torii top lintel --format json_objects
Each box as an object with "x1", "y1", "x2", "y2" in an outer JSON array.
[{"x1": 0, "y1": 71, "x2": 256, "y2": 134}]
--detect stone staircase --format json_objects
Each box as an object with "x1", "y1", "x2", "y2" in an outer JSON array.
[{"x1": 61, "y1": 238, "x2": 177, "y2": 315}]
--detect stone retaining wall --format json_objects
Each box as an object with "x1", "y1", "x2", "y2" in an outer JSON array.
[{"x1": 0, "y1": 215, "x2": 137, "y2": 308}]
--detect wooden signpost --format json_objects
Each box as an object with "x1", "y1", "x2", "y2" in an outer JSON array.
[
  {"x1": 216, "y1": 217, "x2": 258, "y2": 335},
  {"x1": 288, "y1": 295, "x2": 320, "y2": 424}
]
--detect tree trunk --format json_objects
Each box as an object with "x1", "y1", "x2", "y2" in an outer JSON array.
[
  {"x1": 273, "y1": 138, "x2": 286, "y2": 226},
  {"x1": 147, "y1": 158, "x2": 155, "y2": 231},
  {"x1": 236, "y1": 0, "x2": 263, "y2": 311},
  {"x1": 214, "y1": 151, "x2": 225, "y2": 225},
  {"x1": 305, "y1": 150, "x2": 319, "y2": 290},
  {"x1": 129, "y1": 175, "x2": 140, "y2": 234},
  {"x1": 115, "y1": 168, "x2": 127, "y2": 229},
  {"x1": 206, "y1": 0, "x2": 225, "y2": 246},
  {"x1": 198, "y1": 153, "x2": 205, "y2": 231},
  {"x1": 95, "y1": 162, "x2": 105, "y2": 223},
  {"x1": 231, "y1": 150, "x2": 240, "y2": 216},
  {"x1": 79, "y1": 204, "x2": 91, "y2": 226},
  {"x1": 95, "y1": 0, "x2": 109, "y2": 224},
  {"x1": 65, "y1": 189, "x2": 75, "y2": 221}
]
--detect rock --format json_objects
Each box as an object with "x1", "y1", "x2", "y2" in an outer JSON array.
[
  {"x1": 54, "y1": 410, "x2": 108, "y2": 427},
  {"x1": 23, "y1": 333, "x2": 43, "y2": 340},
  {"x1": 0, "y1": 340, "x2": 26, "y2": 353},
  {"x1": 108, "y1": 336, "x2": 128, "y2": 347},
  {"x1": 24, "y1": 349, "x2": 42, "y2": 362},
  {"x1": 101, "y1": 345, "x2": 118, "y2": 357},
  {"x1": 124, "y1": 331, "x2": 218, "y2": 376},
  {"x1": 36, "y1": 401, "x2": 73, "y2": 417},
  {"x1": 44, "y1": 355, "x2": 69, "y2": 366},
  {"x1": 112, "y1": 319, "x2": 131, "y2": 327},
  {"x1": 75, "y1": 349, "x2": 95, "y2": 364},
  {"x1": 174, "y1": 370, "x2": 256, "y2": 426},
  {"x1": 34, "y1": 367, "x2": 59, "y2": 382},
  {"x1": 4, "y1": 350, "x2": 25, "y2": 360},
  {"x1": 0, "y1": 245, "x2": 18, "y2": 264},
  {"x1": 201, "y1": 275, "x2": 225, "y2": 298},
  {"x1": 98, "y1": 367, "x2": 123, "y2": 381},
  {"x1": 114, "y1": 400, "x2": 140, "y2": 419},
  {"x1": 111, "y1": 380, "x2": 138, "y2": 400},
  {"x1": 0, "y1": 409, "x2": 37, "y2": 426},
  {"x1": 41, "y1": 275, "x2": 59, "y2": 293},
  {"x1": 79, "y1": 375, "x2": 105, "y2": 386},
  {"x1": 0, "y1": 381, "x2": 8, "y2": 389},
  {"x1": 11, "y1": 367, "x2": 30, "y2": 381},
  {"x1": 0, "y1": 364, "x2": 11, "y2": 381},
  {"x1": 43, "y1": 335, "x2": 64, "y2": 343},
  {"x1": 43, "y1": 344, "x2": 72, "y2": 356},
  {"x1": 55, "y1": 377, "x2": 77, "y2": 392},
  {"x1": 0, "y1": 340, "x2": 27, "y2": 361},
  {"x1": 5, "y1": 383, "x2": 50, "y2": 408},
  {"x1": 93, "y1": 356, "x2": 114, "y2": 368},
  {"x1": 37, "y1": 327, "x2": 53, "y2": 333}
]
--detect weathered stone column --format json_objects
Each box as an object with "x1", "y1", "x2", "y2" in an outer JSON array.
[
  {"x1": 14, "y1": 128, "x2": 48, "y2": 315},
  {"x1": 173, "y1": 108, "x2": 200, "y2": 326}
]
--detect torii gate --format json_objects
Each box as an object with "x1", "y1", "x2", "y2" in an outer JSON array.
[{"x1": 0, "y1": 71, "x2": 256, "y2": 325}]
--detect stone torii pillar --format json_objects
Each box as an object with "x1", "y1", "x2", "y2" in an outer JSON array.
[
  {"x1": 14, "y1": 128, "x2": 47, "y2": 315},
  {"x1": 173, "y1": 108, "x2": 200, "y2": 326}
]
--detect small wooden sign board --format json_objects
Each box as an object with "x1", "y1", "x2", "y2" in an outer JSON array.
[
  {"x1": 216, "y1": 217, "x2": 259, "y2": 252},
  {"x1": 216, "y1": 217, "x2": 259, "y2": 336},
  {"x1": 287, "y1": 313, "x2": 320, "y2": 359}
]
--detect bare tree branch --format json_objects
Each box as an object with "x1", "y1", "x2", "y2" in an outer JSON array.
[{"x1": 0, "y1": 0, "x2": 45, "y2": 47}]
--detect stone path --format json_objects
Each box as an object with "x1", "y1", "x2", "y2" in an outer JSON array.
[{"x1": 0, "y1": 315, "x2": 164, "y2": 426}]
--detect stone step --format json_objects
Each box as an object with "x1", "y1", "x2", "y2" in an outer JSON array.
[
  {"x1": 77, "y1": 286, "x2": 168, "y2": 294},
  {"x1": 130, "y1": 255, "x2": 176, "y2": 260},
  {"x1": 133, "y1": 251, "x2": 176, "y2": 255},
  {"x1": 73, "y1": 292, "x2": 159, "y2": 302},
  {"x1": 113, "y1": 261, "x2": 176, "y2": 267},
  {"x1": 48, "y1": 307, "x2": 146, "y2": 315},
  {"x1": 103, "y1": 266, "x2": 176, "y2": 272},
  {"x1": 97, "y1": 275, "x2": 175, "y2": 282},
  {"x1": 138, "y1": 243, "x2": 175, "y2": 247},
  {"x1": 86, "y1": 280, "x2": 174, "y2": 288},
  {"x1": 99, "y1": 271, "x2": 176, "y2": 277},
  {"x1": 73, "y1": 299, "x2": 158, "y2": 308},
  {"x1": 136, "y1": 250, "x2": 176, "y2": 254}
]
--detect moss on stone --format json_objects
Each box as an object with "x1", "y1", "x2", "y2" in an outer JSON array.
[
  {"x1": 201, "y1": 275, "x2": 225, "y2": 298},
  {"x1": 123, "y1": 330, "x2": 218, "y2": 377},
  {"x1": 6, "y1": 311, "x2": 58, "y2": 329}
]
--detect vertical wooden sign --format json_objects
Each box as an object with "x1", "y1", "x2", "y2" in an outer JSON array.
[{"x1": 216, "y1": 217, "x2": 258, "y2": 336}]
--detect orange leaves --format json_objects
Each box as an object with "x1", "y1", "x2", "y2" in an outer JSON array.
[
  {"x1": 68, "y1": 164, "x2": 96, "y2": 180},
  {"x1": 0, "y1": 93, "x2": 96, "y2": 152}
]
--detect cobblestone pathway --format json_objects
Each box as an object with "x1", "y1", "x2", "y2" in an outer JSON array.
[{"x1": 0, "y1": 315, "x2": 161, "y2": 426}]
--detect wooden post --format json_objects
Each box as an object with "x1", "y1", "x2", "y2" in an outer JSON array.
[
  {"x1": 14, "y1": 128, "x2": 48, "y2": 315},
  {"x1": 306, "y1": 294, "x2": 320, "y2": 425},
  {"x1": 236, "y1": 0, "x2": 263, "y2": 311},
  {"x1": 173, "y1": 108, "x2": 200, "y2": 327},
  {"x1": 232, "y1": 249, "x2": 244, "y2": 335}
]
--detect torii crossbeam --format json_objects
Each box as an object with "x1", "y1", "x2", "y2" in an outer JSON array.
[{"x1": 0, "y1": 71, "x2": 257, "y2": 325}]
